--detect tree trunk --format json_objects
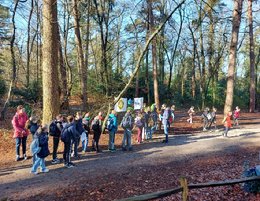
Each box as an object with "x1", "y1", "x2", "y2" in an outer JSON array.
[
  {"x1": 56, "y1": 22, "x2": 68, "y2": 110},
  {"x1": 148, "y1": 0, "x2": 160, "y2": 110},
  {"x1": 224, "y1": 0, "x2": 243, "y2": 115},
  {"x1": 248, "y1": 0, "x2": 255, "y2": 112},
  {"x1": 72, "y1": 0, "x2": 87, "y2": 110},
  {"x1": 42, "y1": 0, "x2": 60, "y2": 124},
  {"x1": 84, "y1": 0, "x2": 90, "y2": 110}
]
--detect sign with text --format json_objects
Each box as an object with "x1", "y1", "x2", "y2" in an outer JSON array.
[{"x1": 134, "y1": 97, "x2": 144, "y2": 110}]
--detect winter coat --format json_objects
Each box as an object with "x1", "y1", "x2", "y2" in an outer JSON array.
[
  {"x1": 37, "y1": 132, "x2": 50, "y2": 158},
  {"x1": 28, "y1": 121, "x2": 39, "y2": 135},
  {"x1": 162, "y1": 108, "x2": 171, "y2": 125},
  {"x1": 224, "y1": 114, "x2": 232, "y2": 128},
  {"x1": 12, "y1": 112, "x2": 29, "y2": 138},
  {"x1": 61, "y1": 122, "x2": 80, "y2": 143},
  {"x1": 75, "y1": 118, "x2": 85, "y2": 135},
  {"x1": 108, "y1": 114, "x2": 117, "y2": 133}
]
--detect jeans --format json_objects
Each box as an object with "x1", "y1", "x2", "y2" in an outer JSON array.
[
  {"x1": 163, "y1": 123, "x2": 168, "y2": 142},
  {"x1": 63, "y1": 140, "x2": 72, "y2": 165},
  {"x1": 71, "y1": 138, "x2": 79, "y2": 157},
  {"x1": 15, "y1": 136, "x2": 27, "y2": 156},
  {"x1": 108, "y1": 131, "x2": 116, "y2": 150},
  {"x1": 122, "y1": 129, "x2": 132, "y2": 149},
  {"x1": 223, "y1": 127, "x2": 229, "y2": 137},
  {"x1": 81, "y1": 132, "x2": 88, "y2": 152},
  {"x1": 52, "y1": 137, "x2": 60, "y2": 160},
  {"x1": 31, "y1": 154, "x2": 47, "y2": 172},
  {"x1": 137, "y1": 127, "x2": 142, "y2": 143}
]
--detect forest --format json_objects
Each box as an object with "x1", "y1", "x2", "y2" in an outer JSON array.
[
  {"x1": 0, "y1": 0, "x2": 259, "y2": 122},
  {"x1": 1, "y1": 1, "x2": 260, "y2": 200}
]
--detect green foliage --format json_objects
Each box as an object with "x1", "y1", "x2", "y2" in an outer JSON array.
[{"x1": 13, "y1": 80, "x2": 42, "y2": 103}]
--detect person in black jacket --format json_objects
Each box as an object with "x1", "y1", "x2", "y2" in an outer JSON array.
[
  {"x1": 62, "y1": 115, "x2": 79, "y2": 168},
  {"x1": 30, "y1": 124, "x2": 50, "y2": 175},
  {"x1": 50, "y1": 114, "x2": 63, "y2": 164},
  {"x1": 72, "y1": 112, "x2": 84, "y2": 158}
]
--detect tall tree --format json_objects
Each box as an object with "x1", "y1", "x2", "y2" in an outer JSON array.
[
  {"x1": 42, "y1": 0, "x2": 60, "y2": 124},
  {"x1": 148, "y1": 0, "x2": 160, "y2": 109},
  {"x1": 72, "y1": 0, "x2": 87, "y2": 110},
  {"x1": 224, "y1": 0, "x2": 244, "y2": 115},
  {"x1": 248, "y1": 0, "x2": 255, "y2": 112}
]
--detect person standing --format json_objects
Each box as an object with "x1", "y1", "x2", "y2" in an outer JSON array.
[
  {"x1": 162, "y1": 105, "x2": 171, "y2": 143},
  {"x1": 91, "y1": 112, "x2": 103, "y2": 153},
  {"x1": 72, "y1": 112, "x2": 84, "y2": 158},
  {"x1": 49, "y1": 114, "x2": 63, "y2": 164},
  {"x1": 135, "y1": 112, "x2": 144, "y2": 144},
  {"x1": 121, "y1": 109, "x2": 134, "y2": 151},
  {"x1": 82, "y1": 112, "x2": 91, "y2": 153},
  {"x1": 61, "y1": 115, "x2": 79, "y2": 168},
  {"x1": 30, "y1": 124, "x2": 50, "y2": 175},
  {"x1": 12, "y1": 105, "x2": 29, "y2": 161},
  {"x1": 222, "y1": 111, "x2": 232, "y2": 137},
  {"x1": 187, "y1": 106, "x2": 195, "y2": 124},
  {"x1": 150, "y1": 104, "x2": 158, "y2": 134},
  {"x1": 233, "y1": 106, "x2": 241, "y2": 127},
  {"x1": 107, "y1": 110, "x2": 118, "y2": 152}
]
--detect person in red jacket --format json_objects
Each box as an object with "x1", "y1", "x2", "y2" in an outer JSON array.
[
  {"x1": 12, "y1": 105, "x2": 29, "y2": 161},
  {"x1": 222, "y1": 111, "x2": 232, "y2": 137}
]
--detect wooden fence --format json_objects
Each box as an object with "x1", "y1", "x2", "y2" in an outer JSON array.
[{"x1": 116, "y1": 176, "x2": 260, "y2": 201}]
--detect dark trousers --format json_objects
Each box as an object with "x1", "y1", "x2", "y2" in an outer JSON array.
[
  {"x1": 52, "y1": 137, "x2": 60, "y2": 160},
  {"x1": 63, "y1": 140, "x2": 72, "y2": 165},
  {"x1": 15, "y1": 136, "x2": 27, "y2": 156},
  {"x1": 92, "y1": 131, "x2": 101, "y2": 151}
]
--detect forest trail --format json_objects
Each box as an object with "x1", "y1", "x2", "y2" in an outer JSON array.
[{"x1": 0, "y1": 122, "x2": 260, "y2": 200}]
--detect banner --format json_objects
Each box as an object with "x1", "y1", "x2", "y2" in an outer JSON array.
[
  {"x1": 114, "y1": 98, "x2": 127, "y2": 112},
  {"x1": 134, "y1": 97, "x2": 144, "y2": 110}
]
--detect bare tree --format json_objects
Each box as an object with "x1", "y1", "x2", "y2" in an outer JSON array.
[{"x1": 72, "y1": 0, "x2": 87, "y2": 110}]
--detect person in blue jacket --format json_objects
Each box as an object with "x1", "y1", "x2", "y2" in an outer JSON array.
[
  {"x1": 30, "y1": 124, "x2": 50, "y2": 175},
  {"x1": 61, "y1": 115, "x2": 80, "y2": 168},
  {"x1": 108, "y1": 110, "x2": 118, "y2": 152}
]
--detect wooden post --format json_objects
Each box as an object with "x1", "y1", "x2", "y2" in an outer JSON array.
[{"x1": 179, "y1": 177, "x2": 188, "y2": 201}]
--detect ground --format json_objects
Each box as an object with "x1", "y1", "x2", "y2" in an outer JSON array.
[{"x1": 0, "y1": 110, "x2": 260, "y2": 201}]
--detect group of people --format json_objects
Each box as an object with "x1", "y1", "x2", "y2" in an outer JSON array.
[
  {"x1": 11, "y1": 103, "x2": 240, "y2": 174},
  {"x1": 186, "y1": 105, "x2": 241, "y2": 137}
]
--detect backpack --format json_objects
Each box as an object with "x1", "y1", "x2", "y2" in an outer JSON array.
[
  {"x1": 92, "y1": 119, "x2": 100, "y2": 131},
  {"x1": 135, "y1": 118, "x2": 143, "y2": 128},
  {"x1": 107, "y1": 117, "x2": 114, "y2": 131},
  {"x1": 207, "y1": 113, "x2": 212, "y2": 120},
  {"x1": 61, "y1": 125, "x2": 72, "y2": 142},
  {"x1": 121, "y1": 115, "x2": 132, "y2": 129}
]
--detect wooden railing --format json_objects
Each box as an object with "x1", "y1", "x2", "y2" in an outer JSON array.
[{"x1": 116, "y1": 176, "x2": 260, "y2": 201}]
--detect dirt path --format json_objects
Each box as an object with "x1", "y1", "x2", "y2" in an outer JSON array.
[{"x1": 1, "y1": 123, "x2": 260, "y2": 200}]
